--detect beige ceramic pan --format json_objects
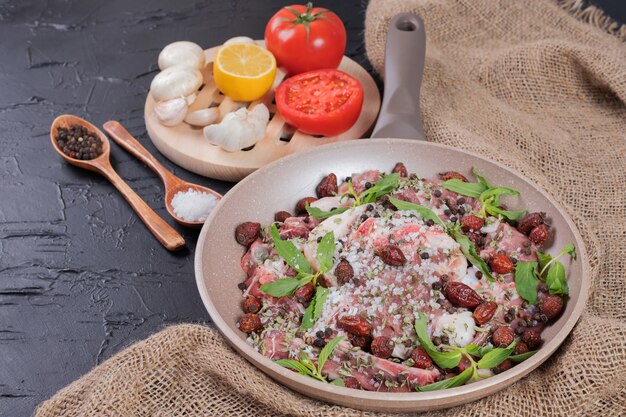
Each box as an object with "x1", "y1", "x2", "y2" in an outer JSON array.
[{"x1": 195, "y1": 14, "x2": 589, "y2": 412}]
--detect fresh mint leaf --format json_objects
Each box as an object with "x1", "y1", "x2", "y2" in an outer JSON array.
[
  {"x1": 486, "y1": 205, "x2": 527, "y2": 221},
  {"x1": 270, "y1": 224, "x2": 312, "y2": 274},
  {"x1": 515, "y1": 262, "x2": 539, "y2": 304},
  {"x1": 562, "y1": 243, "x2": 577, "y2": 260},
  {"x1": 476, "y1": 340, "x2": 517, "y2": 369},
  {"x1": 306, "y1": 203, "x2": 349, "y2": 220},
  {"x1": 318, "y1": 335, "x2": 344, "y2": 373},
  {"x1": 545, "y1": 261, "x2": 569, "y2": 295},
  {"x1": 330, "y1": 378, "x2": 345, "y2": 387},
  {"x1": 439, "y1": 179, "x2": 486, "y2": 199},
  {"x1": 465, "y1": 344, "x2": 493, "y2": 358},
  {"x1": 416, "y1": 366, "x2": 473, "y2": 392},
  {"x1": 536, "y1": 251, "x2": 552, "y2": 272},
  {"x1": 472, "y1": 168, "x2": 493, "y2": 189},
  {"x1": 275, "y1": 359, "x2": 314, "y2": 377},
  {"x1": 260, "y1": 274, "x2": 313, "y2": 297},
  {"x1": 509, "y1": 350, "x2": 537, "y2": 363},
  {"x1": 300, "y1": 287, "x2": 329, "y2": 329},
  {"x1": 388, "y1": 197, "x2": 445, "y2": 226},
  {"x1": 316, "y1": 231, "x2": 335, "y2": 274},
  {"x1": 414, "y1": 312, "x2": 463, "y2": 369},
  {"x1": 359, "y1": 173, "x2": 401, "y2": 204},
  {"x1": 448, "y1": 225, "x2": 494, "y2": 281}
]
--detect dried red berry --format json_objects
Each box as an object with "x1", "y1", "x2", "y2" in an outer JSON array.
[
  {"x1": 540, "y1": 294, "x2": 565, "y2": 319},
  {"x1": 492, "y1": 326, "x2": 515, "y2": 347},
  {"x1": 338, "y1": 315, "x2": 372, "y2": 336},
  {"x1": 444, "y1": 281, "x2": 482, "y2": 308},
  {"x1": 295, "y1": 197, "x2": 317, "y2": 215},
  {"x1": 440, "y1": 171, "x2": 468, "y2": 182},
  {"x1": 493, "y1": 359, "x2": 512, "y2": 374},
  {"x1": 343, "y1": 377, "x2": 362, "y2": 390},
  {"x1": 371, "y1": 336, "x2": 394, "y2": 359},
  {"x1": 513, "y1": 341, "x2": 529, "y2": 356},
  {"x1": 294, "y1": 282, "x2": 314, "y2": 303},
  {"x1": 518, "y1": 212, "x2": 545, "y2": 235},
  {"x1": 461, "y1": 214, "x2": 485, "y2": 232},
  {"x1": 235, "y1": 222, "x2": 261, "y2": 246},
  {"x1": 316, "y1": 173, "x2": 338, "y2": 198},
  {"x1": 242, "y1": 296, "x2": 261, "y2": 314},
  {"x1": 466, "y1": 232, "x2": 483, "y2": 247},
  {"x1": 376, "y1": 244, "x2": 407, "y2": 266},
  {"x1": 334, "y1": 259, "x2": 355, "y2": 285},
  {"x1": 529, "y1": 224, "x2": 550, "y2": 245},
  {"x1": 410, "y1": 347, "x2": 433, "y2": 369},
  {"x1": 392, "y1": 162, "x2": 408, "y2": 177},
  {"x1": 489, "y1": 253, "x2": 515, "y2": 274},
  {"x1": 473, "y1": 301, "x2": 497, "y2": 325},
  {"x1": 274, "y1": 211, "x2": 292, "y2": 223},
  {"x1": 522, "y1": 328, "x2": 542, "y2": 348},
  {"x1": 238, "y1": 313, "x2": 262, "y2": 333},
  {"x1": 348, "y1": 333, "x2": 371, "y2": 350}
]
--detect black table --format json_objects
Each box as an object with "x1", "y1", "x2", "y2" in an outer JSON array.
[{"x1": 1, "y1": 1, "x2": 623, "y2": 415}]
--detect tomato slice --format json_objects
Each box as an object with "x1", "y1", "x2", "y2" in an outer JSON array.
[{"x1": 275, "y1": 69, "x2": 364, "y2": 137}]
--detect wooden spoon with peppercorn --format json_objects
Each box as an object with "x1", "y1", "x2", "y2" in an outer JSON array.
[
  {"x1": 102, "y1": 120, "x2": 223, "y2": 228},
  {"x1": 50, "y1": 114, "x2": 186, "y2": 251}
]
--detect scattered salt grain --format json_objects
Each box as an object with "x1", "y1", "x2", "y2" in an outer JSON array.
[{"x1": 171, "y1": 188, "x2": 218, "y2": 222}]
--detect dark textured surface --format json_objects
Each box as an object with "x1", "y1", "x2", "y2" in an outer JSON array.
[{"x1": 0, "y1": 1, "x2": 623, "y2": 415}]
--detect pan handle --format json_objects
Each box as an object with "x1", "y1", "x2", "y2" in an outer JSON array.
[{"x1": 370, "y1": 13, "x2": 427, "y2": 140}]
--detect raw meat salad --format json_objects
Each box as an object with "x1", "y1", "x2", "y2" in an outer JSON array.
[{"x1": 234, "y1": 163, "x2": 575, "y2": 392}]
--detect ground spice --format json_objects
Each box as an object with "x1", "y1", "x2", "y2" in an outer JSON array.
[{"x1": 56, "y1": 124, "x2": 103, "y2": 160}]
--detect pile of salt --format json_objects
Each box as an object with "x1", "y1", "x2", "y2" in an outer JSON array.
[{"x1": 171, "y1": 188, "x2": 218, "y2": 222}]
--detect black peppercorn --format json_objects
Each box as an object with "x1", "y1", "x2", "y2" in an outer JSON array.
[
  {"x1": 457, "y1": 198, "x2": 466, "y2": 205},
  {"x1": 425, "y1": 219, "x2": 435, "y2": 226},
  {"x1": 433, "y1": 189, "x2": 442, "y2": 198},
  {"x1": 316, "y1": 330, "x2": 324, "y2": 339},
  {"x1": 443, "y1": 209, "x2": 451, "y2": 216},
  {"x1": 420, "y1": 252, "x2": 429, "y2": 260}
]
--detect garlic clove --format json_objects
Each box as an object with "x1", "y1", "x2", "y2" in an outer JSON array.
[
  {"x1": 184, "y1": 108, "x2": 220, "y2": 127},
  {"x1": 203, "y1": 104, "x2": 269, "y2": 152},
  {"x1": 155, "y1": 98, "x2": 188, "y2": 127},
  {"x1": 185, "y1": 93, "x2": 198, "y2": 106},
  {"x1": 223, "y1": 36, "x2": 255, "y2": 46},
  {"x1": 158, "y1": 41, "x2": 205, "y2": 70},
  {"x1": 150, "y1": 66, "x2": 203, "y2": 102}
]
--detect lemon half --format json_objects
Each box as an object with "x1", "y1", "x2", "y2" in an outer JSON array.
[{"x1": 213, "y1": 43, "x2": 276, "y2": 102}]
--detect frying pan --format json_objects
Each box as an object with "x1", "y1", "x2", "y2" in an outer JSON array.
[{"x1": 194, "y1": 14, "x2": 589, "y2": 412}]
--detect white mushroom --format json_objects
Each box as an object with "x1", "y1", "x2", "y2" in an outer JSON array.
[
  {"x1": 154, "y1": 98, "x2": 188, "y2": 126},
  {"x1": 150, "y1": 65, "x2": 203, "y2": 102},
  {"x1": 158, "y1": 41, "x2": 205, "y2": 70},
  {"x1": 184, "y1": 108, "x2": 220, "y2": 127},
  {"x1": 224, "y1": 36, "x2": 255, "y2": 46},
  {"x1": 203, "y1": 104, "x2": 269, "y2": 152}
]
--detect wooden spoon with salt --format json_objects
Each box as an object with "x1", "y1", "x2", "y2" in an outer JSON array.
[
  {"x1": 50, "y1": 115, "x2": 186, "y2": 251},
  {"x1": 103, "y1": 120, "x2": 222, "y2": 228}
]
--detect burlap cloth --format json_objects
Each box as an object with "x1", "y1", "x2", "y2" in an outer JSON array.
[{"x1": 36, "y1": 0, "x2": 626, "y2": 416}]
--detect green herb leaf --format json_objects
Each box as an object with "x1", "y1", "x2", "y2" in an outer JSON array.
[
  {"x1": 486, "y1": 205, "x2": 527, "y2": 221},
  {"x1": 439, "y1": 179, "x2": 487, "y2": 199},
  {"x1": 275, "y1": 359, "x2": 314, "y2": 377},
  {"x1": 562, "y1": 243, "x2": 577, "y2": 260},
  {"x1": 318, "y1": 335, "x2": 344, "y2": 373},
  {"x1": 300, "y1": 287, "x2": 329, "y2": 329},
  {"x1": 359, "y1": 173, "x2": 400, "y2": 204},
  {"x1": 414, "y1": 312, "x2": 463, "y2": 369},
  {"x1": 472, "y1": 168, "x2": 493, "y2": 189},
  {"x1": 465, "y1": 344, "x2": 493, "y2": 358},
  {"x1": 536, "y1": 251, "x2": 553, "y2": 272},
  {"x1": 416, "y1": 366, "x2": 473, "y2": 392},
  {"x1": 330, "y1": 378, "x2": 345, "y2": 387},
  {"x1": 476, "y1": 340, "x2": 517, "y2": 369},
  {"x1": 509, "y1": 350, "x2": 538, "y2": 363},
  {"x1": 545, "y1": 260, "x2": 569, "y2": 295},
  {"x1": 388, "y1": 197, "x2": 445, "y2": 226},
  {"x1": 306, "y1": 203, "x2": 349, "y2": 220},
  {"x1": 260, "y1": 274, "x2": 313, "y2": 297},
  {"x1": 270, "y1": 225, "x2": 313, "y2": 274},
  {"x1": 316, "y1": 231, "x2": 335, "y2": 274},
  {"x1": 515, "y1": 262, "x2": 539, "y2": 304},
  {"x1": 448, "y1": 225, "x2": 494, "y2": 281},
  {"x1": 299, "y1": 350, "x2": 317, "y2": 373},
  {"x1": 479, "y1": 186, "x2": 519, "y2": 205}
]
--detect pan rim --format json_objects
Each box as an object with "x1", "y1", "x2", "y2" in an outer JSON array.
[{"x1": 194, "y1": 138, "x2": 590, "y2": 410}]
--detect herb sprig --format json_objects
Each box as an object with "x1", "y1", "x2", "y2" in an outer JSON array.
[
  {"x1": 515, "y1": 243, "x2": 576, "y2": 303},
  {"x1": 275, "y1": 335, "x2": 344, "y2": 383},
  {"x1": 414, "y1": 312, "x2": 521, "y2": 391}
]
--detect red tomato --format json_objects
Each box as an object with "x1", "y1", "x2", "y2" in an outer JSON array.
[
  {"x1": 275, "y1": 69, "x2": 363, "y2": 136},
  {"x1": 265, "y1": 3, "x2": 346, "y2": 75}
]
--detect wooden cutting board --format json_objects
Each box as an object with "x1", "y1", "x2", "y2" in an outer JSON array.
[{"x1": 144, "y1": 41, "x2": 381, "y2": 182}]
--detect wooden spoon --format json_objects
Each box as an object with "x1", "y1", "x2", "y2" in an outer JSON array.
[
  {"x1": 102, "y1": 120, "x2": 223, "y2": 228},
  {"x1": 50, "y1": 114, "x2": 186, "y2": 251}
]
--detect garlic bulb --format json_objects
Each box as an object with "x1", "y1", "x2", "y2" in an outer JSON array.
[
  {"x1": 224, "y1": 36, "x2": 255, "y2": 46},
  {"x1": 150, "y1": 66, "x2": 203, "y2": 102},
  {"x1": 185, "y1": 108, "x2": 220, "y2": 127},
  {"x1": 154, "y1": 98, "x2": 188, "y2": 126},
  {"x1": 158, "y1": 41, "x2": 205, "y2": 70},
  {"x1": 203, "y1": 104, "x2": 269, "y2": 152}
]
